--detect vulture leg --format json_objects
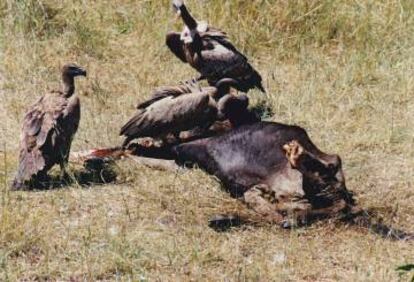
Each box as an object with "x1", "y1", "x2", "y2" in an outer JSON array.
[
  {"x1": 122, "y1": 136, "x2": 134, "y2": 149},
  {"x1": 34, "y1": 170, "x2": 50, "y2": 189},
  {"x1": 59, "y1": 160, "x2": 70, "y2": 181}
]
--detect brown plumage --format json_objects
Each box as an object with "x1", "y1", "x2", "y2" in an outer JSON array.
[
  {"x1": 120, "y1": 79, "x2": 254, "y2": 148},
  {"x1": 12, "y1": 64, "x2": 87, "y2": 190},
  {"x1": 167, "y1": 0, "x2": 265, "y2": 93}
]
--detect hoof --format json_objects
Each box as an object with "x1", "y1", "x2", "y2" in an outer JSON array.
[{"x1": 208, "y1": 214, "x2": 244, "y2": 232}]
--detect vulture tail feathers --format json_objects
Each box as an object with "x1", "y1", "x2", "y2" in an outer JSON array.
[
  {"x1": 120, "y1": 111, "x2": 146, "y2": 137},
  {"x1": 249, "y1": 68, "x2": 266, "y2": 93},
  {"x1": 12, "y1": 149, "x2": 45, "y2": 190}
]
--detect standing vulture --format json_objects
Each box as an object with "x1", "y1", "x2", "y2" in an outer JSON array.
[
  {"x1": 167, "y1": 0, "x2": 265, "y2": 93},
  {"x1": 120, "y1": 79, "x2": 256, "y2": 148},
  {"x1": 12, "y1": 64, "x2": 87, "y2": 190}
]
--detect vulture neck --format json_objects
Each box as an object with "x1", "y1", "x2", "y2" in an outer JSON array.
[
  {"x1": 180, "y1": 5, "x2": 197, "y2": 30},
  {"x1": 215, "y1": 79, "x2": 238, "y2": 100},
  {"x1": 62, "y1": 74, "x2": 75, "y2": 97}
]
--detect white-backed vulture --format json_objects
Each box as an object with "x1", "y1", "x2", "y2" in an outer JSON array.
[
  {"x1": 12, "y1": 64, "x2": 87, "y2": 190},
  {"x1": 120, "y1": 79, "x2": 256, "y2": 148},
  {"x1": 167, "y1": 0, "x2": 265, "y2": 93}
]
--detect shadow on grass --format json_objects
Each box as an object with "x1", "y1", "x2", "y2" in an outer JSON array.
[
  {"x1": 250, "y1": 100, "x2": 275, "y2": 120},
  {"x1": 12, "y1": 159, "x2": 118, "y2": 191}
]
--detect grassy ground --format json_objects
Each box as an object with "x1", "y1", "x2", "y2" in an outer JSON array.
[{"x1": 1, "y1": 0, "x2": 414, "y2": 281}]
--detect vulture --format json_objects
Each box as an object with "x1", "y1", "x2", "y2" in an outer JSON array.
[
  {"x1": 167, "y1": 0, "x2": 265, "y2": 93},
  {"x1": 12, "y1": 64, "x2": 87, "y2": 190},
  {"x1": 120, "y1": 79, "x2": 257, "y2": 148}
]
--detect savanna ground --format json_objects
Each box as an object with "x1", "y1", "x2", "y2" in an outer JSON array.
[{"x1": 1, "y1": 0, "x2": 414, "y2": 281}]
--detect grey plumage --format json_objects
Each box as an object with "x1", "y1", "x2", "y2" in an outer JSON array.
[{"x1": 12, "y1": 64, "x2": 87, "y2": 190}]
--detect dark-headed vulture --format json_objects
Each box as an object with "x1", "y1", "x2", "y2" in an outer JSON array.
[
  {"x1": 167, "y1": 0, "x2": 265, "y2": 93},
  {"x1": 12, "y1": 64, "x2": 87, "y2": 190},
  {"x1": 120, "y1": 79, "x2": 256, "y2": 148}
]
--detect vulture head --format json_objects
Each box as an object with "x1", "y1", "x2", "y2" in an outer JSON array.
[
  {"x1": 61, "y1": 63, "x2": 87, "y2": 96},
  {"x1": 214, "y1": 78, "x2": 239, "y2": 100},
  {"x1": 172, "y1": 0, "x2": 208, "y2": 44},
  {"x1": 217, "y1": 92, "x2": 260, "y2": 126},
  {"x1": 62, "y1": 63, "x2": 87, "y2": 78},
  {"x1": 172, "y1": 0, "x2": 185, "y2": 13},
  {"x1": 217, "y1": 94, "x2": 249, "y2": 120}
]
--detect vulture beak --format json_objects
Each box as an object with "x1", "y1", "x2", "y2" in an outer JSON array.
[
  {"x1": 174, "y1": 11, "x2": 181, "y2": 21},
  {"x1": 172, "y1": 2, "x2": 182, "y2": 20},
  {"x1": 77, "y1": 68, "x2": 87, "y2": 77}
]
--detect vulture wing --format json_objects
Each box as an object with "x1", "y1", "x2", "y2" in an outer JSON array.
[
  {"x1": 14, "y1": 92, "x2": 69, "y2": 186},
  {"x1": 136, "y1": 83, "x2": 197, "y2": 109},
  {"x1": 199, "y1": 29, "x2": 265, "y2": 92},
  {"x1": 121, "y1": 90, "x2": 216, "y2": 140},
  {"x1": 202, "y1": 28, "x2": 248, "y2": 61},
  {"x1": 166, "y1": 32, "x2": 187, "y2": 63}
]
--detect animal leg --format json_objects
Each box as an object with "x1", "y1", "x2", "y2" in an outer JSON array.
[
  {"x1": 306, "y1": 199, "x2": 348, "y2": 218},
  {"x1": 243, "y1": 184, "x2": 285, "y2": 225},
  {"x1": 122, "y1": 136, "x2": 134, "y2": 149}
]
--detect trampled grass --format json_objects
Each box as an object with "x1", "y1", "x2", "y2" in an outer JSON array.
[{"x1": 1, "y1": 0, "x2": 413, "y2": 281}]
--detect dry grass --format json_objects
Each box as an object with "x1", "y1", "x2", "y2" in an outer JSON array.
[{"x1": 1, "y1": 0, "x2": 414, "y2": 281}]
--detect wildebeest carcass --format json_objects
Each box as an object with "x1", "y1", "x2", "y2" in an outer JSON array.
[
  {"x1": 167, "y1": 0, "x2": 265, "y2": 93},
  {"x1": 70, "y1": 121, "x2": 413, "y2": 240},
  {"x1": 173, "y1": 122, "x2": 414, "y2": 239}
]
